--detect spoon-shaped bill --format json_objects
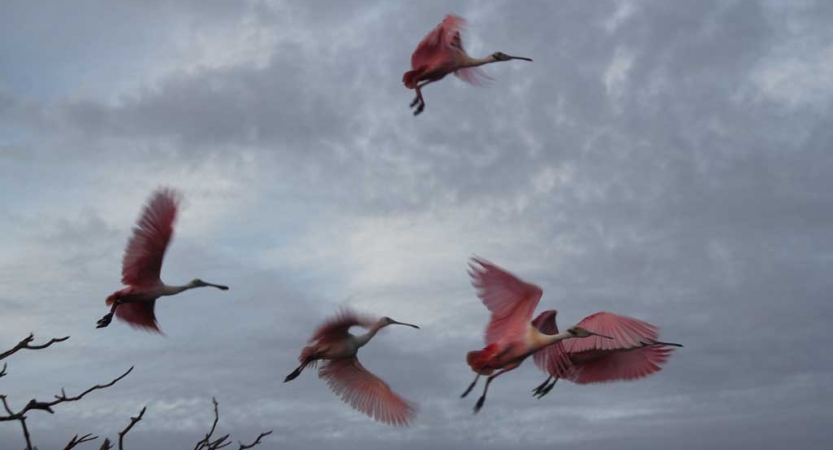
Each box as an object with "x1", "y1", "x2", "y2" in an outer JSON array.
[
  {"x1": 390, "y1": 319, "x2": 420, "y2": 329},
  {"x1": 507, "y1": 54, "x2": 533, "y2": 61}
]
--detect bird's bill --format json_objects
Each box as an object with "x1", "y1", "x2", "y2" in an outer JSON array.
[
  {"x1": 390, "y1": 320, "x2": 420, "y2": 329},
  {"x1": 202, "y1": 281, "x2": 230, "y2": 291},
  {"x1": 507, "y1": 55, "x2": 533, "y2": 61}
]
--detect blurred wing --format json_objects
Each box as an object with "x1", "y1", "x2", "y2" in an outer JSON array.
[
  {"x1": 564, "y1": 312, "x2": 661, "y2": 354},
  {"x1": 531, "y1": 310, "x2": 573, "y2": 378},
  {"x1": 115, "y1": 301, "x2": 162, "y2": 334},
  {"x1": 309, "y1": 307, "x2": 377, "y2": 345},
  {"x1": 454, "y1": 66, "x2": 491, "y2": 86},
  {"x1": 410, "y1": 14, "x2": 466, "y2": 70},
  {"x1": 319, "y1": 357, "x2": 417, "y2": 426},
  {"x1": 568, "y1": 345, "x2": 676, "y2": 384},
  {"x1": 121, "y1": 188, "x2": 180, "y2": 287},
  {"x1": 469, "y1": 257, "x2": 543, "y2": 344}
]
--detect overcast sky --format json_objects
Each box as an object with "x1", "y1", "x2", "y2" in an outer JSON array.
[{"x1": 1, "y1": 0, "x2": 832, "y2": 448}]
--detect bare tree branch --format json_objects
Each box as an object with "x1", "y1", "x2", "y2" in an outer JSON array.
[
  {"x1": 63, "y1": 433, "x2": 98, "y2": 450},
  {"x1": 98, "y1": 438, "x2": 113, "y2": 450},
  {"x1": 0, "y1": 362, "x2": 7, "y2": 379},
  {"x1": 0, "y1": 333, "x2": 70, "y2": 361},
  {"x1": 117, "y1": 406, "x2": 146, "y2": 450},
  {"x1": 238, "y1": 431, "x2": 273, "y2": 450}
]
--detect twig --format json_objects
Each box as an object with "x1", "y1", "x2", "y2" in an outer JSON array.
[
  {"x1": 117, "y1": 406, "x2": 146, "y2": 450},
  {"x1": 98, "y1": 438, "x2": 113, "y2": 450},
  {"x1": 0, "y1": 333, "x2": 70, "y2": 361},
  {"x1": 0, "y1": 362, "x2": 7, "y2": 378},
  {"x1": 238, "y1": 431, "x2": 273, "y2": 449},
  {"x1": 63, "y1": 433, "x2": 98, "y2": 450}
]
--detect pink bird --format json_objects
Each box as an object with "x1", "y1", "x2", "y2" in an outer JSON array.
[
  {"x1": 403, "y1": 14, "x2": 533, "y2": 116},
  {"x1": 96, "y1": 188, "x2": 229, "y2": 333},
  {"x1": 530, "y1": 310, "x2": 682, "y2": 398},
  {"x1": 284, "y1": 308, "x2": 420, "y2": 426},
  {"x1": 461, "y1": 257, "x2": 613, "y2": 413}
]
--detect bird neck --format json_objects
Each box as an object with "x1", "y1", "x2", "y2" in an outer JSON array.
[
  {"x1": 354, "y1": 321, "x2": 386, "y2": 348},
  {"x1": 538, "y1": 331, "x2": 575, "y2": 350},
  {"x1": 461, "y1": 54, "x2": 496, "y2": 68},
  {"x1": 160, "y1": 282, "x2": 195, "y2": 296}
]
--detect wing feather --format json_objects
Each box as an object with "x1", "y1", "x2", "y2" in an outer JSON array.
[
  {"x1": 319, "y1": 357, "x2": 417, "y2": 426},
  {"x1": 309, "y1": 307, "x2": 377, "y2": 345},
  {"x1": 114, "y1": 301, "x2": 162, "y2": 334},
  {"x1": 531, "y1": 310, "x2": 574, "y2": 378},
  {"x1": 121, "y1": 188, "x2": 180, "y2": 287},
  {"x1": 469, "y1": 257, "x2": 543, "y2": 345}
]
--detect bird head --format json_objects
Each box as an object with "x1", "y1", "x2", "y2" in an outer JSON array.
[
  {"x1": 380, "y1": 317, "x2": 420, "y2": 329},
  {"x1": 567, "y1": 326, "x2": 613, "y2": 339},
  {"x1": 191, "y1": 278, "x2": 230, "y2": 291},
  {"x1": 492, "y1": 51, "x2": 533, "y2": 62}
]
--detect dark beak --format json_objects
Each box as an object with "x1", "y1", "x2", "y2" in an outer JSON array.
[
  {"x1": 507, "y1": 55, "x2": 533, "y2": 62},
  {"x1": 204, "y1": 281, "x2": 229, "y2": 291},
  {"x1": 590, "y1": 331, "x2": 614, "y2": 339},
  {"x1": 390, "y1": 320, "x2": 420, "y2": 329}
]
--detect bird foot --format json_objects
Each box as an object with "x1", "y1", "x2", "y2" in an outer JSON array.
[
  {"x1": 473, "y1": 396, "x2": 486, "y2": 414},
  {"x1": 461, "y1": 382, "x2": 477, "y2": 398},
  {"x1": 533, "y1": 382, "x2": 556, "y2": 399},
  {"x1": 413, "y1": 104, "x2": 425, "y2": 116},
  {"x1": 284, "y1": 369, "x2": 302, "y2": 383},
  {"x1": 410, "y1": 96, "x2": 420, "y2": 108},
  {"x1": 96, "y1": 313, "x2": 113, "y2": 329}
]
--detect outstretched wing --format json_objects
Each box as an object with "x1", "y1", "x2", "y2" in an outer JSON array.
[
  {"x1": 569, "y1": 345, "x2": 676, "y2": 384},
  {"x1": 469, "y1": 257, "x2": 543, "y2": 345},
  {"x1": 319, "y1": 357, "x2": 417, "y2": 426},
  {"x1": 450, "y1": 30, "x2": 491, "y2": 86},
  {"x1": 531, "y1": 310, "x2": 573, "y2": 378},
  {"x1": 565, "y1": 312, "x2": 678, "y2": 384},
  {"x1": 121, "y1": 188, "x2": 180, "y2": 287},
  {"x1": 115, "y1": 301, "x2": 162, "y2": 334},
  {"x1": 410, "y1": 14, "x2": 466, "y2": 70},
  {"x1": 309, "y1": 307, "x2": 377, "y2": 345}
]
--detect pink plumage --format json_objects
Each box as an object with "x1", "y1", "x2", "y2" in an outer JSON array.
[
  {"x1": 308, "y1": 307, "x2": 378, "y2": 346},
  {"x1": 319, "y1": 357, "x2": 417, "y2": 427},
  {"x1": 530, "y1": 310, "x2": 573, "y2": 379},
  {"x1": 469, "y1": 257, "x2": 543, "y2": 345},
  {"x1": 121, "y1": 188, "x2": 180, "y2": 288}
]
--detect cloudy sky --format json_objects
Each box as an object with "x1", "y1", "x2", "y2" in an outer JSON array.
[{"x1": 2, "y1": 0, "x2": 832, "y2": 448}]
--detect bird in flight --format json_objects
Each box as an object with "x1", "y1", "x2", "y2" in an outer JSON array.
[
  {"x1": 96, "y1": 188, "x2": 228, "y2": 333},
  {"x1": 530, "y1": 310, "x2": 682, "y2": 398},
  {"x1": 285, "y1": 307, "x2": 420, "y2": 426},
  {"x1": 461, "y1": 257, "x2": 612, "y2": 413},
  {"x1": 403, "y1": 14, "x2": 532, "y2": 116}
]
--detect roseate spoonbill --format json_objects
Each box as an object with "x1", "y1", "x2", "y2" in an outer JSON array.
[
  {"x1": 284, "y1": 308, "x2": 419, "y2": 426},
  {"x1": 530, "y1": 310, "x2": 682, "y2": 398},
  {"x1": 403, "y1": 14, "x2": 532, "y2": 115},
  {"x1": 461, "y1": 257, "x2": 613, "y2": 413},
  {"x1": 96, "y1": 188, "x2": 229, "y2": 333}
]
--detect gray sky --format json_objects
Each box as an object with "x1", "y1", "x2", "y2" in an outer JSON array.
[{"x1": 1, "y1": 0, "x2": 832, "y2": 448}]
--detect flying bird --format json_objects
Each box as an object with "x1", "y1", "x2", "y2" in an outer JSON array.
[
  {"x1": 461, "y1": 257, "x2": 613, "y2": 413},
  {"x1": 96, "y1": 188, "x2": 229, "y2": 333},
  {"x1": 403, "y1": 14, "x2": 532, "y2": 116},
  {"x1": 530, "y1": 310, "x2": 682, "y2": 398},
  {"x1": 284, "y1": 308, "x2": 420, "y2": 426}
]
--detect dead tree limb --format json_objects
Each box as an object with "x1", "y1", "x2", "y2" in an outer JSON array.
[
  {"x1": 117, "y1": 406, "x2": 146, "y2": 450},
  {"x1": 0, "y1": 333, "x2": 70, "y2": 361},
  {"x1": 62, "y1": 433, "x2": 98, "y2": 450},
  {"x1": 193, "y1": 398, "x2": 272, "y2": 450},
  {"x1": 238, "y1": 431, "x2": 273, "y2": 450}
]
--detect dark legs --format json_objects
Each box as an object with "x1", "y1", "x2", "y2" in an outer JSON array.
[
  {"x1": 532, "y1": 376, "x2": 559, "y2": 399},
  {"x1": 410, "y1": 80, "x2": 436, "y2": 116},
  {"x1": 96, "y1": 301, "x2": 121, "y2": 328},
  {"x1": 473, "y1": 367, "x2": 517, "y2": 414},
  {"x1": 460, "y1": 374, "x2": 480, "y2": 398}
]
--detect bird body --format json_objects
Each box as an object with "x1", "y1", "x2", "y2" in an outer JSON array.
[
  {"x1": 285, "y1": 308, "x2": 420, "y2": 427},
  {"x1": 96, "y1": 188, "x2": 228, "y2": 333},
  {"x1": 531, "y1": 310, "x2": 682, "y2": 397},
  {"x1": 461, "y1": 258, "x2": 611, "y2": 412},
  {"x1": 403, "y1": 14, "x2": 532, "y2": 115}
]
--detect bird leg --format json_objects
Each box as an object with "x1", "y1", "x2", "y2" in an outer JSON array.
[
  {"x1": 410, "y1": 80, "x2": 436, "y2": 116},
  {"x1": 474, "y1": 367, "x2": 517, "y2": 414},
  {"x1": 533, "y1": 376, "x2": 558, "y2": 399},
  {"x1": 460, "y1": 374, "x2": 480, "y2": 398},
  {"x1": 96, "y1": 300, "x2": 122, "y2": 328}
]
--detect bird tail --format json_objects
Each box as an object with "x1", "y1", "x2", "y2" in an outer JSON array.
[
  {"x1": 402, "y1": 66, "x2": 426, "y2": 89},
  {"x1": 466, "y1": 343, "x2": 500, "y2": 375}
]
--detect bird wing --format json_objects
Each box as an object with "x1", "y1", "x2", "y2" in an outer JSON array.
[
  {"x1": 121, "y1": 188, "x2": 180, "y2": 287},
  {"x1": 567, "y1": 345, "x2": 676, "y2": 384},
  {"x1": 309, "y1": 307, "x2": 377, "y2": 345},
  {"x1": 450, "y1": 30, "x2": 491, "y2": 86},
  {"x1": 318, "y1": 357, "x2": 417, "y2": 426},
  {"x1": 564, "y1": 312, "x2": 661, "y2": 354},
  {"x1": 410, "y1": 14, "x2": 466, "y2": 71},
  {"x1": 469, "y1": 257, "x2": 543, "y2": 345},
  {"x1": 114, "y1": 300, "x2": 162, "y2": 334},
  {"x1": 531, "y1": 310, "x2": 573, "y2": 378}
]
